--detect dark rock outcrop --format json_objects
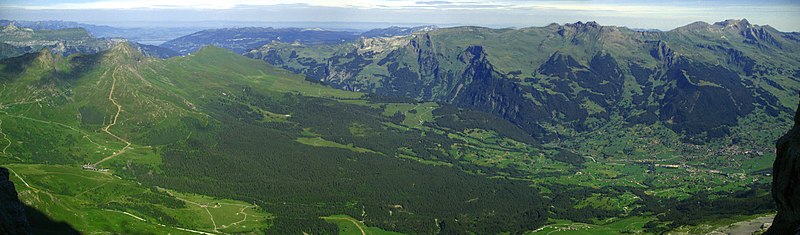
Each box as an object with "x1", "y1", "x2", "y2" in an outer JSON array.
[
  {"x1": 0, "y1": 167, "x2": 81, "y2": 234},
  {"x1": 0, "y1": 167, "x2": 31, "y2": 235},
  {"x1": 658, "y1": 58, "x2": 755, "y2": 139},
  {"x1": 767, "y1": 95, "x2": 800, "y2": 235}
]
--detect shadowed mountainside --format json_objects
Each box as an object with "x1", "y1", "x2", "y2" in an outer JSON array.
[
  {"x1": 0, "y1": 167, "x2": 29, "y2": 235},
  {"x1": 1, "y1": 167, "x2": 80, "y2": 235}
]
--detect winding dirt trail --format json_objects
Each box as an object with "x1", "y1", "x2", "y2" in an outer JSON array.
[
  {"x1": 222, "y1": 205, "x2": 255, "y2": 228},
  {"x1": 5, "y1": 166, "x2": 58, "y2": 204},
  {"x1": 93, "y1": 66, "x2": 132, "y2": 166},
  {"x1": 167, "y1": 191, "x2": 222, "y2": 233},
  {"x1": 326, "y1": 217, "x2": 366, "y2": 235},
  {"x1": 103, "y1": 209, "x2": 147, "y2": 221},
  {"x1": 0, "y1": 119, "x2": 12, "y2": 156}
]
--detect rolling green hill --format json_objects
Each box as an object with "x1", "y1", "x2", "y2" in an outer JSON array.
[
  {"x1": 1, "y1": 44, "x2": 557, "y2": 234},
  {"x1": 0, "y1": 32, "x2": 788, "y2": 234}
]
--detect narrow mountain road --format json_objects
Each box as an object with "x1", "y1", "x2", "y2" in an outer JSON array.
[
  {"x1": 94, "y1": 66, "x2": 132, "y2": 166},
  {"x1": 174, "y1": 227, "x2": 217, "y2": 235},
  {"x1": 103, "y1": 209, "x2": 147, "y2": 221},
  {"x1": 6, "y1": 167, "x2": 32, "y2": 189}
]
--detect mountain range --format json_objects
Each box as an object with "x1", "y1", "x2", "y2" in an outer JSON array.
[
  {"x1": 0, "y1": 20, "x2": 204, "y2": 46},
  {"x1": 160, "y1": 25, "x2": 440, "y2": 55},
  {"x1": 0, "y1": 22, "x2": 179, "y2": 59},
  {"x1": 245, "y1": 19, "x2": 799, "y2": 144},
  {"x1": 0, "y1": 19, "x2": 796, "y2": 234}
]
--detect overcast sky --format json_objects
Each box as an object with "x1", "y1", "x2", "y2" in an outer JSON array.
[{"x1": 1, "y1": 0, "x2": 799, "y2": 31}]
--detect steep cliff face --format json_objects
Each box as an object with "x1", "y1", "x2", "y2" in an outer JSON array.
[
  {"x1": 449, "y1": 45, "x2": 548, "y2": 139},
  {"x1": 0, "y1": 167, "x2": 31, "y2": 235},
  {"x1": 767, "y1": 96, "x2": 800, "y2": 235}
]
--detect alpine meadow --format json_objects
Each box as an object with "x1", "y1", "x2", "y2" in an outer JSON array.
[{"x1": 1, "y1": 1, "x2": 800, "y2": 235}]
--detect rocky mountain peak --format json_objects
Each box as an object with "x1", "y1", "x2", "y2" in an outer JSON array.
[
  {"x1": 356, "y1": 35, "x2": 408, "y2": 54},
  {"x1": 103, "y1": 42, "x2": 146, "y2": 62},
  {"x1": 649, "y1": 40, "x2": 677, "y2": 65},
  {"x1": 562, "y1": 21, "x2": 602, "y2": 32},
  {"x1": 556, "y1": 21, "x2": 607, "y2": 42},
  {"x1": 1, "y1": 23, "x2": 33, "y2": 37},
  {"x1": 713, "y1": 18, "x2": 751, "y2": 29},
  {"x1": 675, "y1": 19, "x2": 752, "y2": 32},
  {"x1": 2, "y1": 22, "x2": 19, "y2": 32}
]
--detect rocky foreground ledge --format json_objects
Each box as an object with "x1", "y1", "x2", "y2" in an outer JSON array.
[
  {"x1": 767, "y1": 95, "x2": 800, "y2": 235},
  {"x1": 0, "y1": 167, "x2": 30, "y2": 234}
]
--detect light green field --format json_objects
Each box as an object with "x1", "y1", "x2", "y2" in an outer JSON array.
[
  {"x1": 527, "y1": 217, "x2": 655, "y2": 235},
  {"x1": 322, "y1": 215, "x2": 404, "y2": 235},
  {"x1": 381, "y1": 102, "x2": 438, "y2": 127},
  {"x1": 4, "y1": 163, "x2": 272, "y2": 234},
  {"x1": 296, "y1": 136, "x2": 377, "y2": 153},
  {"x1": 159, "y1": 188, "x2": 274, "y2": 233}
]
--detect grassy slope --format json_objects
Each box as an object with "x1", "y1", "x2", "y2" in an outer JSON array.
[
  {"x1": 4, "y1": 164, "x2": 270, "y2": 234},
  {"x1": 0, "y1": 45, "x2": 299, "y2": 234},
  {"x1": 322, "y1": 215, "x2": 403, "y2": 235},
  {"x1": 0, "y1": 45, "x2": 552, "y2": 233}
]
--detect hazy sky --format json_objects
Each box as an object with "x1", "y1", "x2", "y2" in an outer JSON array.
[{"x1": 1, "y1": 0, "x2": 799, "y2": 31}]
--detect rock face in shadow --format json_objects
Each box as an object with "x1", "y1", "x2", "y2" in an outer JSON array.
[
  {"x1": 0, "y1": 167, "x2": 31, "y2": 235},
  {"x1": 0, "y1": 167, "x2": 80, "y2": 235},
  {"x1": 768, "y1": 95, "x2": 800, "y2": 235}
]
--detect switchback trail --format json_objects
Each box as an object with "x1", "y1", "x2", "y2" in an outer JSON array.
[
  {"x1": 0, "y1": 119, "x2": 13, "y2": 157},
  {"x1": 94, "y1": 66, "x2": 132, "y2": 166}
]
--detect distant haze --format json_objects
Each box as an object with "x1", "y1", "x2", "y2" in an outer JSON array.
[{"x1": 1, "y1": 0, "x2": 799, "y2": 32}]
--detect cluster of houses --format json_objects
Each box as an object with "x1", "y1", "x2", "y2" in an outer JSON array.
[{"x1": 82, "y1": 164, "x2": 109, "y2": 172}]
